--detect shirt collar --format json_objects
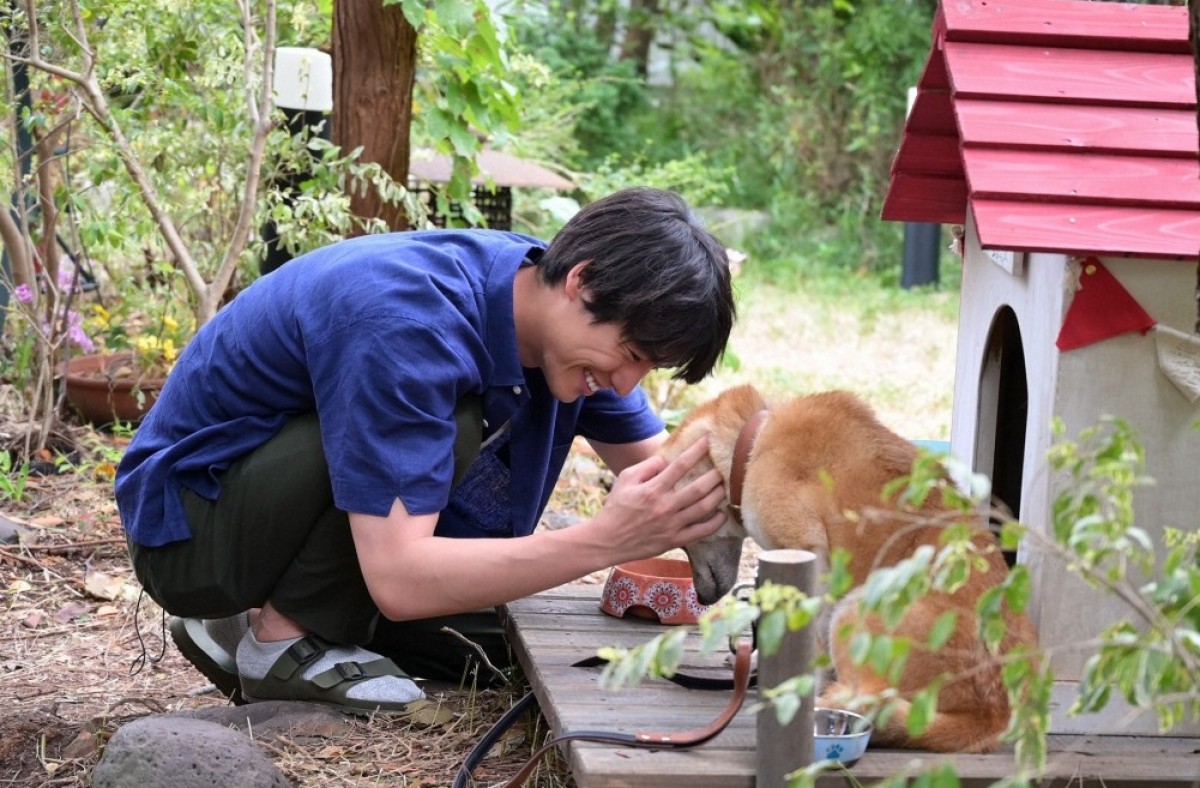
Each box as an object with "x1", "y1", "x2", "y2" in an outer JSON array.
[{"x1": 484, "y1": 246, "x2": 539, "y2": 388}]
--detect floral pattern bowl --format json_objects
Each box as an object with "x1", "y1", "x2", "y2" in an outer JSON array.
[{"x1": 599, "y1": 557, "x2": 710, "y2": 625}]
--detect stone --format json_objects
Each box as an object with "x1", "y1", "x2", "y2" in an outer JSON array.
[
  {"x1": 92, "y1": 716, "x2": 289, "y2": 788},
  {"x1": 174, "y1": 700, "x2": 351, "y2": 739},
  {"x1": 0, "y1": 514, "x2": 27, "y2": 545}
]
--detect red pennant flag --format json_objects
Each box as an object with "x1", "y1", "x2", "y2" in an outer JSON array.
[{"x1": 1056, "y1": 258, "x2": 1156, "y2": 351}]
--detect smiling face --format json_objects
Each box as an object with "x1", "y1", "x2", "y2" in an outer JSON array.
[{"x1": 524, "y1": 262, "x2": 656, "y2": 403}]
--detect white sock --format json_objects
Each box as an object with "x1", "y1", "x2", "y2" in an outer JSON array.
[{"x1": 236, "y1": 630, "x2": 424, "y2": 703}]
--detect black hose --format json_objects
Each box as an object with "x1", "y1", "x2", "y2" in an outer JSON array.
[{"x1": 453, "y1": 691, "x2": 539, "y2": 788}]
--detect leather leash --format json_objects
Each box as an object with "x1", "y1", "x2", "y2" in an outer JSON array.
[
  {"x1": 455, "y1": 641, "x2": 754, "y2": 788},
  {"x1": 728, "y1": 409, "x2": 770, "y2": 526}
]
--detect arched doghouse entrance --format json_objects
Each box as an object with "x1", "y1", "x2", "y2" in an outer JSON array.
[{"x1": 974, "y1": 306, "x2": 1028, "y2": 564}]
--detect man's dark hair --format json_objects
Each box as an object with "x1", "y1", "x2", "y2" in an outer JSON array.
[{"x1": 538, "y1": 187, "x2": 736, "y2": 384}]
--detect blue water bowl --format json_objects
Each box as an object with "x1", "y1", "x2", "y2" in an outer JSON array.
[{"x1": 813, "y1": 707, "x2": 872, "y2": 765}]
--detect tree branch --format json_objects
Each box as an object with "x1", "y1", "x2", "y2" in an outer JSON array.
[
  {"x1": 202, "y1": 0, "x2": 278, "y2": 322},
  {"x1": 24, "y1": 0, "x2": 206, "y2": 299},
  {"x1": 0, "y1": 194, "x2": 32, "y2": 292}
]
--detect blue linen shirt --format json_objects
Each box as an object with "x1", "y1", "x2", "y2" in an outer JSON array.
[{"x1": 116, "y1": 230, "x2": 664, "y2": 547}]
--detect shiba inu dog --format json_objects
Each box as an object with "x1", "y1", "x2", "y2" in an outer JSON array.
[{"x1": 660, "y1": 384, "x2": 1036, "y2": 753}]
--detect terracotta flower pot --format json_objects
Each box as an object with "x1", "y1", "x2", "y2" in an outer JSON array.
[
  {"x1": 600, "y1": 557, "x2": 711, "y2": 625},
  {"x1": 61, "y1": 352, "x2": 165, "y2": 425}
]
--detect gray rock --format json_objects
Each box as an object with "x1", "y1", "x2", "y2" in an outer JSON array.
[
  {"x1": 92, "y1": 716, "x2": 291, "y2": 788},
  {"x1": 172, "y1": 700, "x2": 351, "y2": 739},
  {"x1": 0, "y1": 514, "x2": 27, "y2": 545}
]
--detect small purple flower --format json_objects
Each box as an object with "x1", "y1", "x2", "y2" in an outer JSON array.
[
  {"x1": 59, "y1": 309, "x2": 94, "y2": 351},
  {"x1": 68, "y1": 324, "x2": 94, "y2": 353},
  {"x1": 13, "y1": 283, "x2": 33, "y2": 303},
  {"x1": 57, "y1": 269, "x2": 76, "y2": 293}
]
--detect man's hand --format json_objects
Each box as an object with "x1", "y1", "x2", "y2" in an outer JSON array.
[
  {"x1": 350, "y1": 435, "x2": 727, "y2": 622},
  {"x1": 591, "y1": 435, "x2": 728, "y2": 563}
]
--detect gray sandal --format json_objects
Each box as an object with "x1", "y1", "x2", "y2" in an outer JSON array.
[
  {"x1": 169, "y1": 615, "x2": 246, "y2": 704},
  {"x1": 239, "y1": 634, "x2": 447, "y2": 721}
]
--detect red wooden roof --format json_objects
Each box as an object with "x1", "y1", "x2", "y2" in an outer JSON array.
[{"x1": 881, "y1": 0, "x2": 1199, "y2": 260}]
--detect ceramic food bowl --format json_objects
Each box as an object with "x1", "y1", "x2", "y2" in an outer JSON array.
[
  {"x1": 599, "y1": 557, "x2": 710, "y2": 625},
  {"x1": 813, "y1": 707, "x2": 873, "y2": 765}
]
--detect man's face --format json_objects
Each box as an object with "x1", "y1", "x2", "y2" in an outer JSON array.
[{"x1": 537, "y1": 264, "x2": 656, "y2": 403}]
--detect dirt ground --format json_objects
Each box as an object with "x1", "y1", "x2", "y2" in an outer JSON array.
[
  {"x1": 0, "y1": 443, "x2": 581, "y2": 787},
  {"x1": 0, "y1": 282, "x2": 959, "y2": 787}
]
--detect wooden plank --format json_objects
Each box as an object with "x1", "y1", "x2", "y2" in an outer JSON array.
[
  {"x1": 504, "y1": 591, "x2": 1200, "y2": 788},
  {"x1": 940, "y1": 0, "x2": 1189, "y2": 55},
  {"x1": 962, "y1": 148, "x2": 1200, "y2": 210},
  {"x1": 569, "y1": 746, "x2": 755, "y2": 788},
  {"x1": 543, "y1": 711, "x2": 757, "y2": 743},
  {"x1": 970, "y1": 198, "x2": 1200, "y2": 260},
  {"x1": 880, "y1": 173, "x2": 968, "y2": 225},
  {"x1": 956, "y1": 100, "x2": 1199, "y2": 157},
  {"x1": 573, "y1": 743, "x2": 1200, "y2": 788},
  {"x1": 517, "y1": 627, "x2": 692, "y2": 651},
  {"x1": 944, "y1": 42, "x2": 1194, "y2": 108}
]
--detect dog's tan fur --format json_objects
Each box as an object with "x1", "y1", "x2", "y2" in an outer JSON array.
[{"x1": 660, "y1": 384, "x2": 1037, "y2": 753}]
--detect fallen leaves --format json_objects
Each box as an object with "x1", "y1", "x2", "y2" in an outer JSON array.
[{"x1": 84, "y1": 570, "x2": 126, "y2": 601}]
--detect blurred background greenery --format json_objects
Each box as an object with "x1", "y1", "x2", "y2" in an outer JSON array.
[{"x1": 1, "y1": 0, "x2": 961, "y2": 448}]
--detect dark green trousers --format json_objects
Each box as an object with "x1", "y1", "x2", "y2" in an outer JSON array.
[{"x1": 129, "y1": 398, "x2": 512, "y2": 684}]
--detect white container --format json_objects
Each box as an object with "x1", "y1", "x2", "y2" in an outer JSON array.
[{"x1": 273, "y1": 47, "x2": 332, "y2": 112}]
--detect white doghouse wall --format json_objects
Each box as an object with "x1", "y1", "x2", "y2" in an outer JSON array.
[{"x1": 950, "y1": 217, "x2": 1200, "y2": 734}]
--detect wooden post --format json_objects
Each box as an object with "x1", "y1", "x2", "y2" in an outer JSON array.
[{"x1": 756, "y1": 549, "x2": 818, "y2": 786}]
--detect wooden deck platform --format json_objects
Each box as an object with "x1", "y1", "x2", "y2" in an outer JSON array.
[{"x1": 501, "y1": 588, "x2": 1200, "y2": 787}]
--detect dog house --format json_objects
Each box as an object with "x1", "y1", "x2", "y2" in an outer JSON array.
[{"x1": 882, "y1": 0, "x2": 1200, "y2": 734}]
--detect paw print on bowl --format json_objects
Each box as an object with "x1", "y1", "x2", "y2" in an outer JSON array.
[{"x1": 600, "y1": 557, "x2": 709, "y2": 625}]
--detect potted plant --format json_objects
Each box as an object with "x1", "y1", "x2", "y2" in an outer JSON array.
[{"x1": 61, "y1": 297, "x2": 193, "y2": 426}]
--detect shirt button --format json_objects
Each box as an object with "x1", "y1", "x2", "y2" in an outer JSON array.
[
  {"x1": 482, "y1": 419, "x2": 490, "y2": 429},
  {"x1": 512, "y1": 386, "x2": 522, "y2": 395}
]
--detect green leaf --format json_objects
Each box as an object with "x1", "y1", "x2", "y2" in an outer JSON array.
[
  {"x1": 758, "y1": 609, "x2": 786, "y2": 658},
  {"x1": 433, "y1": 0, "x2": 474, "y2": 31},
  {"x1": 907, "y1": 685, "x2": 940, "y2": 736},
  {"x1": 1003, "y1": 567, "x2": 1032, "y2": 613},
  {"x1": 773, "y1": 691, "x2": 800, "y2": 725},
  {"x1": 397, "y1": 0, "x2": 426, "y2": 28},
  {"x1": 928, "y1": 611, "x2": 957, "y2": 651},
  {"x1": 912, "y1": 765, "x2": 962, "y2": 788},
  {"x1": 868, "y1": 634, "x2": 896, "y2": 675},
  {"x1": 849, "y1": 631, "x2": 871, "y2": 666},
  {"x1": 828, "y1": 549, "x2": 854, "y2": 598}
]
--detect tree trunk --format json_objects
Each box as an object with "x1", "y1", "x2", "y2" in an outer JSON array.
[
  {"x1": 332, "y1": 0, "x2": 418, "y2": 231},
  {"x1": 594, "y1": 0, "x2": 618, "y2": 47},
  {"x1": 619, "y1": 0, "x2": 661, "y2": 79}
]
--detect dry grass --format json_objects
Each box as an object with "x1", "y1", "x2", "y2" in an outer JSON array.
[
  {"x1": 0, "y1": 442, "x2": 568, "y2": 788},
  {"x1": 0, "y1": 274, "x2": 959, "y2": 786}
]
